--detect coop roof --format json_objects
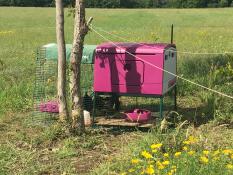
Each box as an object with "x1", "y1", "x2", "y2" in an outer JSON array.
[
  {"x1": 42, "y1": 43, "x2": 96, "y2": 64},
  {"x1": 95, "y1": 42, "x2": 176, "y2": 54}
]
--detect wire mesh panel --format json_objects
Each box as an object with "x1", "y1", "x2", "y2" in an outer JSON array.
[
  {"x1": 33, "y1": 48, "x2": 58, "y2": 124},
  {"x1": 33, "y1": 46, "x2": 94, "y2": 125}
]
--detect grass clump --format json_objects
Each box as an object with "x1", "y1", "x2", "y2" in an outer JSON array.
[{"x1": 93, "y1": 124, "x2": 233, "y2": 175}]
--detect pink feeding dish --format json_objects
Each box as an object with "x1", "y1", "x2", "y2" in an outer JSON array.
[
  {"x1": 124, "y1": 109, "x2": 152, "y2": 123},
  {"x1": 94, "y1": 42, "x2": 177, "y2": 96}
]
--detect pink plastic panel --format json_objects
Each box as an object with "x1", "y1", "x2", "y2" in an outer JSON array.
[
  {"x1": 111, "y1": 59, "x2": 144, "y2": 86},
  {"x1": 94, "y1": 42, "x2": 172, "y2": 95}
]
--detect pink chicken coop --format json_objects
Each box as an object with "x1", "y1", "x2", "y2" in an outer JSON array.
[{"x1": 93, "y1": 42, "x2": 177, "y2": 120}]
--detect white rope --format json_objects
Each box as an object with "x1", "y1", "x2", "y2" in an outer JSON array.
[
  {"x1": 91, "y1": 24, "x2": 233, "y2": 55},
  {"x1": 90, "y1": 25, "x2": 233, "y2": 100}
]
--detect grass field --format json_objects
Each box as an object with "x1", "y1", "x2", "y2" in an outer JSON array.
[{"x1": 0, "y1": 7, "x2": 233, "y2": 174}]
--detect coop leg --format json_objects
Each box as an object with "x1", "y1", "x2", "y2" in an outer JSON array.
[
  {"x1": 160, "y1": 97, "x2": 164, "y2": 119},
  {"x1": 174, "y1": 85, "x2": 177, "y2": 111},
  {"x1": 92, "y1": 92, "x2": 96, "y2": 127}
]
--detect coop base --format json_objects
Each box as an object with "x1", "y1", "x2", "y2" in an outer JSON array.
[{"x1": 94, "y1": 117, "x2": 157, "y2": 128}]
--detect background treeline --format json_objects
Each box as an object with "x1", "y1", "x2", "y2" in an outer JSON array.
[{"x1": 0, "y1": 0, "x2": 233, "y2": 8}]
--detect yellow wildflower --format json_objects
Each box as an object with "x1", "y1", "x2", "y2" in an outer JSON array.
[
  {"x1": 223, "y1": 149, "x2": 232, "y2": 155},
  {"x1": 183, "y1": 146, "x2": 188, "y2": 151},
  {"x1": 183, "y1": 140, "x2": 191, "y2": 145},
  {"x1": 172, "y1": 165, "x2": 177, "y2": 169},
  {"x1": 162, "y1": 160, "x2": 170, "y2": 166},
  {"x1": 168, "y1": 167, "x2": 177, "y2": 175},
  {"x1": 226, "y1": 164, "x2": 233, "y2": 170},
  {"x1": 171, "y1": 168, "x2": 177, "y2": 173},
  {"x1": 0, "y1": 31, "x2": 14, "y2": 36},
  {"x1": 200, "y1": 156, "x2": 209, "y2": 164},
  {"x1": 164, "y1": 153, "x2": 169, "y2": 157},
  {"x1": 174, "y1": 152, "x2": 181, "y2": 157},
  {"x1": 120, "y1": 172, "x2": 127, "y2": 175},
  {"x1": 213, "y1": 150, "x2": 220, "y2": 156},
  {"x1": 231, "y1": 154, "x2": 233, "y2": 159},
  {"x1": 141, "y1": 151, "x2": 153, "y2": 159},
  {"x1": 152, "y1": 149, "x2": 158, "y2": 153},
  {"x1": 188, "y1": 151, "x2": 195, "y2": 156},
  {"x1": 203, "y1": 150, "x2": 209, "y2": 155},
  {"x1": 156, "y1": 161, "x2": 165, "y2": 170},
  {"x1": 131, "y1": 158, "x2": 140, "y2": 164},
  {"x1": 128, "y1": 168, "x2": 135, "y2": 173},
  {"x1": 145, "y1": 165, "x2": 155, "y2": 175},
  {"x1": 188, "y1": 136, "x2": 198, "y2": 144},
  {"x1": 151, "y1": 143, "x2": 162, "y2": 149}
]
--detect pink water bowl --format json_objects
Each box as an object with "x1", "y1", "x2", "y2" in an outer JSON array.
[{"x1": 124, "y1": 109, "x2": 151, "y2": 123}]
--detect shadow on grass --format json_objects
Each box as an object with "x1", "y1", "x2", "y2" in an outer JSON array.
[{"x1": 177, "y1": 105, "x2": 214, "y2": 127}]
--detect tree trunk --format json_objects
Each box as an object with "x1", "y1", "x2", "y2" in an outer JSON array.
[
  {"x1": 70, "y1": 0, "x2": 90, "y2": 132},
  {"x1": 56, "y1": 0, "x2": 69, "y2": 122}
]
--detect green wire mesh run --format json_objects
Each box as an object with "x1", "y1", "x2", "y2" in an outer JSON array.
[{"x1": 32, "y1": 44, "x2": 96, "y2": 124}]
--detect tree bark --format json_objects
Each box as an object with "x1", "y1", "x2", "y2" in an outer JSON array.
[
  {"x1": 56, "y1": 0, "x2": 69, "y2": 122},
  {"x1": 70, "y1": 0, "x2": 90, "y2": 132}
]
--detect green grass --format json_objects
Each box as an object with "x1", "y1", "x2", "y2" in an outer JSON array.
[
  {"x1": 0, "y1": 7, "x2": 233, "y2": 174},
  {"x1": 0, "y1": 7, "x2": 233, "y2": 116}
]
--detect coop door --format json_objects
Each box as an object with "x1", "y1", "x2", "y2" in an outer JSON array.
[{"x1": 110, "y1": 55, "x2": 144, "y2": 86}]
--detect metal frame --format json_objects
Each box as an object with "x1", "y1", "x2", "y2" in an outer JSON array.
[{"x1": 92, "y1": 85, "x2": 177, "y2": 126}]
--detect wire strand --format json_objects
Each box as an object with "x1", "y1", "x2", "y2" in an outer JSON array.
[
  {"x1": 91, "y1": 24, "x2": 233, "y2": 55},
  {"x1": 90, "y1": 25, "x2": 233, "y2": 100}
]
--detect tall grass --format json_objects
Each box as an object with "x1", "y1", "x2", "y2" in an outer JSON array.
[{"x1": 1, "y1": 8, "x2": 233, "y2": 118}]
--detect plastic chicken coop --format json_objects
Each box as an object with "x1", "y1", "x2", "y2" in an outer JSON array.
[{"x1": 92, "y1": 42, "x2": 177, "y2": 127}]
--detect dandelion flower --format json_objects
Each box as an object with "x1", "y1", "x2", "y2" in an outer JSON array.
[
  {"x1": 128, "y1": 168, "x2": 135, "y2": 173},
  {"x1": 183, "y1": 146, "x2": 188, "y2": 151},
  {"x1": 223, "y1": 149, "x2": 232, "y2": 155},
  {"x1": 164, "y1": 153, "x2": 169, "y2": 157},
  {"x1": 203, "y1": 150, "x2": 209, "y2": 155},
  {"x1": 156, "y1": 161, "x2": 165, "y2": 170},
  {"x1": 145, "y1": 165, "x2": 155, "y2": 175},
  {"x1": 131, "y1": 158, "x2": 140, "y2": 164},
  {"x1": 151, "y1": 143, "x2": 162, "y2": 149},
  {"x1": 188, "y1": 136, "x2": 198, "y2": 144},
  {"x1": 174, "y1": 152, "x2": 181, "y2": 157},
  {"x1": 172, "y1": 165, "x2": 177, "y2": 169},
  {"x1": 183, "y1": 140, "x2": 191, "y2": 145},
  {"x1": 162, "y1": 160, "x2": 170, "y2": 166},
  {"x1": 188, "y1": 151, "x2": 195, "y2": 156},
  {"x1": 141, "y1": 151, "x2": 153, "y2": 159},
  {"x1": 226, "y1": 164, "x2": 233, "y2": 170},
  {"x1": 152, "y1": 149, "x2": 158, "y2": 153},
  {"x1": 200, "y1": 156, "x2": 209, "y2": 164}
]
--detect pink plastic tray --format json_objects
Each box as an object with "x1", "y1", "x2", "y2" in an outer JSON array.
[
  {"x1": 124, "y1": 109, "x2": 151, "y2": 123},
  {"x1": 39, "y1": 101, "x2": 59, "y2": 113}
]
